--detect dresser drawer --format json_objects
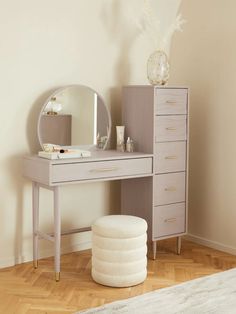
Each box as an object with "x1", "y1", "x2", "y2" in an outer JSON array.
[
  {"x1": 155, "y1": 89, "x2": 187, "y2": 115},
  {"x1": 51, "y1": 157, "x2": 153, "y2": 183},
  {"x1": 155, "y1": 116, "x2": 187, "y2": 142},
  {"x1": 155, "y1": 142, "x2": 186, "y2": 174},
  {"x1": 154, "y1": 172, "x2": 185, "y2": 206},
  {"x1": 153, "y1": 203, "x2": 185, "y2": 238}
]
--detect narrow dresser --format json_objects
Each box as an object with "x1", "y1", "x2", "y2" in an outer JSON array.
[{"x1": 121, "y1": 86, "x2": 189, "y2": 258}]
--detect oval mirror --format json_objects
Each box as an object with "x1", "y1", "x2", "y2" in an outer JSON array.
[{"x1": 37, "y1": 85, "x2": 111, "y2": 150}]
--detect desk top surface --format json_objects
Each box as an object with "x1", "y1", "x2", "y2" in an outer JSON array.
[{"x1": 24, "y1": 150, "x2": 153, "y2": 165}]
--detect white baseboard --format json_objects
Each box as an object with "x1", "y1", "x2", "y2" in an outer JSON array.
[
  {"x1": 0, "y1": 241, "x2": 92, "y2": 269},
  {"x1": 2, "y1": 234, "x2": 236, "y2": 269},
  {"x1": 185, "y1": 234, "x2": 236, "y2": 256}
]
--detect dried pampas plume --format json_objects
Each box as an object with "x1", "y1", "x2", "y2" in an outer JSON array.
[{"x1": 136, "y1": 0, "x2": 186, "y2": 51}]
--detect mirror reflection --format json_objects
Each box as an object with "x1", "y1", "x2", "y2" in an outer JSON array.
[{"x1": 38, "y1": 85, "x2": 111, "y2": 150}]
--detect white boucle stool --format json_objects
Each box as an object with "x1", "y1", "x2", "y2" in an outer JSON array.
[{"x1": 91, "y1": 215, "x2": 147, "y2": 287}]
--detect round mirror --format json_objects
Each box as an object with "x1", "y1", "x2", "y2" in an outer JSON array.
[{"x1": 37, "y1": 85, "x2": 111, "y2": 150}]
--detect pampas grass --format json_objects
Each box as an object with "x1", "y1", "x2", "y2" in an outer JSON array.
[{"x1": 135, "y1": 0, "x2": 186, "y2": 51}]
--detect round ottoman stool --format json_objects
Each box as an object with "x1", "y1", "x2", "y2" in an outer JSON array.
[{"x1": 91, "y1": 215, "x2": 147, "y2": 287}]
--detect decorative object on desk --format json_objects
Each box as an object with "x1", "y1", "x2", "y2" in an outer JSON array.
[
  {"x1": 42, "y1": 143, "x2": 60, "y2": 153},
  {"x1": 96, "y1": 133, "x2": 108, "y2": 149},
  {"x1": 38, "y1": 85, "x2": 111, "y2": 150},
  {"x1": 38, "y1": 148, "x2": 91, "y2": 159},
  {"x1": 40, "y1": 143, "x2": 91, "y2": 159},
  {"x1": 96, "y1": 133, "x2": 101, "y2": 148},
  {"x1": 126, "y1": 137, "x2": 134, "y2": 152},
  {"x1": 116, "y1": 126, "x2": 125, "y2": 152},
  {"x1": 134, "y1": 0, "x2": 185, "y2": 85},
  {"x1": 44, "y1": 97, "x2": 62, "y2": 115},
  {"x1": 78, "y1": 268, "x2": 236, "y2": 314}
]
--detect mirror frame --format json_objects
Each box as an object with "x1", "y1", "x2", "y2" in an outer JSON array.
[{"x1": 37, "y1": 84, "x2": 112, "y2": 150}]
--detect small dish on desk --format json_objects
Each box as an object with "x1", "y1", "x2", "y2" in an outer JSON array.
[{"x1": 38, "y1": 149, "x2": 91, "y2": 160}]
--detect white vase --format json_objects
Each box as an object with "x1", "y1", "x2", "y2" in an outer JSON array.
[{"x1": 147, "y1": 50, "x2": 170, "y2": 86}]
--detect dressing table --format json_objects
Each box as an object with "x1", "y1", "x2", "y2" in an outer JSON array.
[
  {"x1": 23, "y1": 84, "x2": 189, "y2": 282},
  {"x1": 23, "y1": 85, "x2": 153, "y2": 281}
]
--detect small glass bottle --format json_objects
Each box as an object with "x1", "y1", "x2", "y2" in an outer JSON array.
[
  {"x1": 116, "y1": 126, "x2": 125, "y2": 152},
  {"x1": 126, "y1": 137, "x2": 134, "y2": 153}
]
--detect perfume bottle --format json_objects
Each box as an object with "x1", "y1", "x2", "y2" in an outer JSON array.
[
  {"x1": 126, "y1": 137, "x2": 134, "y2": 153},
  {"x1": 116, "y1": 126, "x2": 125, "y2": 152}
]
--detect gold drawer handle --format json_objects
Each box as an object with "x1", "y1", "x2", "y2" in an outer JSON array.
[
  {"x1": 164, "y1": 186, "x2": 177, "y2": 192},
  {"x1": 166, "y1": 127, "x2": 177, "y2": 131},
  {"x1": 164, "y1": 218, "x2": 177, "y2": 223},
  {"x1": 166, "y1": 100, "x2": 177, "y2": 104},
  {"x1": 89, "y1": 167, "x2": 119, "y2": 173},
  {"x1": 165, "y1": 155, "x2": 177, "y2": 160}
]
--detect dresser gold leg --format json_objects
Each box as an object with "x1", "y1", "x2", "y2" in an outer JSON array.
[
  {"x1": 55, "y1": 272, "x2": 60, "y2": 282},
  {"x1": 153, "y1": 241, "x2": 157, "y2": 260},
  {"x1": 33, "y1": 260, "x2": 38, "y2": 269},
  {"x1": 177, "y1": 237, "x2": 181, "y2": 255}
]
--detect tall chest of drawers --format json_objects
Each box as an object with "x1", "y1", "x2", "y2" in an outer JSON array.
[{"x1": 121, "y1": 86, "x2": 189, "y2": 258}]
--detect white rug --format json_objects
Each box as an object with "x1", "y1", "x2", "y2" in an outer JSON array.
[{"x1": 77, "y1": 268, "x2": 236, "y2": 314}]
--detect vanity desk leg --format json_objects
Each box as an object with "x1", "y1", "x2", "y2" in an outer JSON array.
[
  {"x1": 32, "y1": 182, "x2": 39, "y2": 269},
  {"x1": 177, "y1": 237, "x2": 182, "y2": 255},
  {"x1": 32, "y1": 183, "x2": 61, "y2": 282},
  {"x1": 54, "y1": 186, "x2": 61, "y2": 282}
]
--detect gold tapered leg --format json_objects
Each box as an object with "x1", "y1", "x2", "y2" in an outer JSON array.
[
  {"x1": 177, "y1": 237, "x2": 181, "y2": 255},
  {"x1": 153, "y1": 241, "x2": 157, "y2": 260},
  {"x1": 33, "y1": 260, "x2": 38, "y2": 269},
  {"x1": 55, "y1": 272, "x2": 60, "y2": 282}
]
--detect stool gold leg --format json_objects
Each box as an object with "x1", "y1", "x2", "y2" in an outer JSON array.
[{"x1": 55, "y1": 272, "x2": 60, "y2": 282}]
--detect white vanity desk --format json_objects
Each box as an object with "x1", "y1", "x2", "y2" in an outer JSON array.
[{"x1": 23, "y1": 149, "x2": 153, "y2": 281}]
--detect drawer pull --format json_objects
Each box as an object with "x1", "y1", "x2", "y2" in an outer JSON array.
[
  {"x1": 164, "y1": 186, "x2": 177, "y2": 192},
  {"x1": 166, "y1": 100, "x2": 177, "y2": 105},
  {"x1": 89, "y1": 167, "x2": 119, "y2": 173},
  {"x1": 166, "y1": 127, "x2": 177, "y2": 131},
  {"x1": 164, "y1": 218, "x2": 177, "y2": 223},
  {"x1": 165, "y1": 155, "x2": 177, "y2": 160}
]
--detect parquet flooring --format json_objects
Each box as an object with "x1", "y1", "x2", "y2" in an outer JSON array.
[{"x1": 1, "y1": 239, "x2": 236, "y2": 314}]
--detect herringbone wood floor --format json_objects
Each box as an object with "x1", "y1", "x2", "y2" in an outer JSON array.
[{"x1": 1, "y1": 239, "x2": 236, "y2": 314}]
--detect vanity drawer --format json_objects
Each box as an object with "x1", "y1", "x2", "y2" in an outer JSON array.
[
  {"x1": 155, "y1": 142, "x2": 186, "y2": 174},
  {"x1": 51, "y1": 157, "x2": 153, "y2": 183},
  {"x1": 155, "y1": 89, "x2": 187, "y2": 115},
  {"x1": 153, "y1": 202, "x2": 185, "y2": 238},
  {"x1": 155, "y1": 116, "x2": 187, "y2": 142},
  {"x1": 154, "y1": 172, "x2": 185, "y2": 206}
]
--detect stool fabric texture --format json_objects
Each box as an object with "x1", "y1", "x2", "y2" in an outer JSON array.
[{"x1": 91, "y1": 215, "x2": 147, "y2": 288}]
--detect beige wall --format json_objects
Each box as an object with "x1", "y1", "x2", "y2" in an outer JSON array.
[
  {"x1": 170, "y1": 0, "x2": 236, "y2": 253},
  {"x1": 0, "y1": 0, "x2": 183, "y2": 268},
  {"x1": 0, "y1": 0, "x2": 125, "y2": 267}
]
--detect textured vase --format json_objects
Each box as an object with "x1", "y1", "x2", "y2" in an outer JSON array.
[{"x1": 147, "y1": 50, "x2": 170, "y2": 86}]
